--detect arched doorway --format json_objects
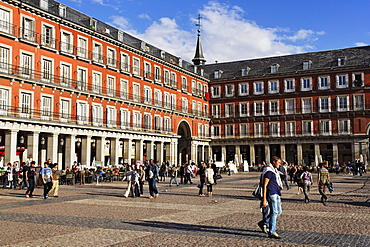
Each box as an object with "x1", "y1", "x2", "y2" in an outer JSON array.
[{"x1": 178, "y1": 121, "x2": 191, "y2": 165}]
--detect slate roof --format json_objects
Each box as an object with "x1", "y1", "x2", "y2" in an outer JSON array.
[{"x1": 202, "y1": 46, "x2": 370, "y2": 80}]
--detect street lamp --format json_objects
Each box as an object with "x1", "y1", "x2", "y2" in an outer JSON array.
[
  {"x1": 20, "y1": 136, "x2": 25, "y2": 144},
  {"x1": 76, "y1": 138, "x2": 82, "y2": 148},
  {"x1": 60, "y1": 138, "x2": 64, "y2": 146},
  {"x1": 40, "y1": 137, "x2": 45, "y2": 145}
]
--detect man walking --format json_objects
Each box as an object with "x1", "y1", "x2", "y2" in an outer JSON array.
[
  {"x1": 260, "y1": 157, "x2": 283, "y2": 239},
  {"x1": 40, "y1": 162, "x2": 53, "y2": 199},
  {"x1": 146, "y1": 159, "x2": 159, "y2": 199},
  {"x1": 318, "y1": 163, "x2": 330, "y2": 206},
  {"x1": 25, "y1": 161, "x2": 36, "y2": 198}
]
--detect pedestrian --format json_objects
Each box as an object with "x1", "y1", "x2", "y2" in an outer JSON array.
[
  {"x1": 197, "y1": 163, "x2": 206, "y2": 196},
  {"x1": 279, "y1": 162, "x2": 290, "y2": 190},
  {"x1": 49, "y1": 164, "x2": 60, "y2": 198},
  {"x1": 184, "y1": 163, "x2": 193, "y2": 184},
  {"x1": 205, "y1": 163, "x2": 214, "y2": 196},
  {"x1": 123, "y1": 166, "x2": 136, "y2": 198},
  {"x1": 295, "y1": 166, "x2": 303, "y2": 195},
  {"x1": 12, "y1": 162, "x2": 18, "y2": 189},
  {"x1": 159, "y1": 162, "x2": 167, "y2": 182},
  {"x1": 137, "y1": 165, "x2": 145, "y2": 196},
  {"x1": 300, "y1": 166, "x2": 313, "y2": 203},
  {"x1": 40, "y1": 162, "x2": 53, "y2": 199},
  {"x1": 79, "y1": 163, "x2": 85, "y2": 185},
  {"x1": 259, "y1": 156, "x2": 283, "y2": 239},
  {"x1": 288, "y1": 164, "x2": 296, "y2": 185},
  {"x1": 145, "y1": 159, "x2": 159, "y2": 199},
  {"x1": 20, "y1": 162, "x2": 29, "y2": 190},
  {"x1": 25, "y1": 161, "x2": 36, "y2": 198},
  {"x1": 3, "y1": 163, "x2": 12, "y2": 189},
  {"x1": 168, "y1": 165, "x2": 179, "y2": 187},
  {"x1": 95, "y1": 167, "x2": 103, "y2": 185},
  {"x1": 318, "y1": 163, "x2": 330, "y2": 206}
]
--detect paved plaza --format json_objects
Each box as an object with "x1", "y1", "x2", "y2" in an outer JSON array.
[{"x1": 0, "y1": 171, "x2": 369, "y2": 247}]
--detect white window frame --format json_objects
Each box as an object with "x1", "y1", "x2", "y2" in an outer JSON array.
[
  {"x1": 337, "y1": 95, "x2": 349, "y2": 112},
  {"x1": 254, "y1": 81, "x2": 264, "y2": 95},
  {"x1": 319, "y1": 120, "x2": 332, "y2": 135},
  {"x1": 60, "y1": 62, "x2": 71, "y2": 86},
  {"x1": 269, "y1": 100, "x2": 279, "y2": 115},
  {"x1": 133, "y1": 83, "x2": 140, "y2": 102},
  {"x1": 133, "y1": 111, "x2": 142, "y2": 129},
  {"x1": 269, "y1": 122, "x2": 280, "y2": 137},
  {"x1": 268, "y1": 80, "x2": 279, "y2": 94},
  {"x1": 20, "y1": 91, "x2": 32, "y2": 117},
  {"x1": 154, "y1": 89, "x2": 162, "y2": 107},
  {"x1": 0, "y1": 44, "x2": 11, "y2": 73},
  {"x1": 212, "y1": 104, "x2": 220, "y2": 118},
  {"x1": 239, "y1": 102, "x2": 249, "y2": 117},
  {"x1": 144, "y1": 113, "x2": 152, "y2": 130},
  {"x1": 77, "y1": 66, "x2": 87, "y2": 90},
  {"x1": 284, "y1": 78, "x2": 295, "y2": 93},
  {"x1": 133, "y1": 57, "x2": 140, "y2": 76},
  {"x1": 171, "y1": 94, "x2": 176, "y2": 111},
  {"x1": 144, "y1": 62, "x2": 151, "y2": 78},
  {"x1": 301, "y1": 98, "x2": 312, "y2": 114},
  {"x1": 352, "y1": 72, "x2": 364, "y2": 87},
  {"x1": 301, "y1": 77, "x2": 312, "y2": 91},
  {"x1": 106, "y1": 106, "x2": 117, "y2": 127},
  {"x1": 181, "y1": 76, "x2": 187, "y2": 91},
  {"x1": 285, "y1": 99, "x2": 295, "y2": 114},
  {"x1": 92, "y1": 71, "x2": 102, "y2": 93},
  {"x1": 318, "y1": 75, "x2": 330, "y2": 90},
  {"x1": 254, "y1": 123, "x2": 264, "y2": 138},
  {"x1": 353, "y1": 94, "x2": 364, "y2": 111},
  {"x1": 107, "y1": 47, "x2": 117, "y2": 67},
  {"x1": 164, "y1": 69, "x2": 170, "y2": 85},
  {"x1": 225, "y1": 124, "x2": 234, "y2": 137},
  {"x1": 182, "y1": 97, "x2": 188, "y2": 113},
  {"x1": 338, "y1": 119, "x2": 350, "y2": 135},
  {"x1": 41, "y1": 22, "x2": 55, "y2": 48},
  {"x1": 285, "y1": 121, "x2": 296, "y2": 137},
  {"x1": 120, "y1": 79, "x2": 128, "y2": 99},
  {"x1": 254, "y1": 101, "x2": 264, "y2": 116},
  {"x1": 120, "y1": 52, "x2": 130, "y2": 72},
  {"x1": 302, "y1": 120, "x2": 313, "y2": 136},
  {"x1": 154, "y1": 65, "x2": 161, "y2": 82},
  {"x1": 144, "y1": 86, "x2": 152, "y2": 105},
  {"x1": 106, "y1": 75, "x2": 115, "y2": 96},
  {"x1": 225, "y1": 84, "x2": 234, "y2": 97},
  {"x1": 76, "y1": 100, "x2": 89, "y2": 125},
  {"x1": 93, "y1": 42, "x2": 103, "y2": 63},
  {"x1": 239, "y1": 83, "x2": 248, "y2": 96},
  {"x1": 60, "y1": 30, "x2": 73, "y2": 54},
  {"x1": 154, "y1": 115, "x2": 162, "y2": 131},
  {"x1": 41, "y1": 57, "x2": 53, "y2": 82},
  {"x1": 77, "y1": 36, "x2": 88, "y2": 58},
  {"x1": 336, "y1": 74, "x2": 348, "y2": 88},
  {"x1": 164, "y1": 117, "x2": 171, "y2": 132},
  {"x1": 319, "y1": 97, "x2": 331, "y2": 113},
  {"x1": 239, "y1": 123, "x2": 249, "y2": 137},
  {"x1": 0, "y1": 87, "x2": 10, "y2": 116},
  {"x1": 21, "y1": 15, "x2": 35, "y2": 41},
  {"x1": 120, "y1": 108, "x2": 130, "y2": 129},
  {"x1": 60, "y1": 98, "x2": 71, "y2": 122},
  {"x1": 20, "y1": 50, "x2": 33, "y2": 78},
  {"x1": 211, "y1": 86, "x2": 220, "y2": 98},
  {"x1": 225, "y1": 103, "x2": 234, "y2": 118},
  {"x1": 0, "y1": 7, "x2": 12, "y2": 34},
  {"x1": 212, "y1": 125, "x2": 221, "y2": 138},
  {"x1": 41, "y1": 94, "x2": 53, "y2": 120}
]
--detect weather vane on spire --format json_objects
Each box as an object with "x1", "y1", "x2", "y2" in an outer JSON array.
[{"x1": 196, "y1": 14, "x2": 202, "y2": 34}]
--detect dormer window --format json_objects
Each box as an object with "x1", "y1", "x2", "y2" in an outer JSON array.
[
  {"x1": 271, "y1": 64, "x2": 279, "y2": 73},
  {"x1": 90, "y1": 19, "x2": 97, "y2": 30},
  {"x1": 40, "y1": 0, "x2": 48, "y2": 10},
  {"x1": 117, "y1": 31, "x2": 123, "y2": 41},
  {"x1": 214, "y1": 70, "x2": 222, "y2": 79},
  {"x1": 303, "y1": 60, "x2": 312, "y2": 70},
  {"x1": 338, "y1": 57, "x2": 346, "y2": 66},
  {"x1": 241, "y1": 67, "x2": 250, "y2": 76},
  {"x1": 59, "y1": 4, "x2": 66, "y2": 18}
]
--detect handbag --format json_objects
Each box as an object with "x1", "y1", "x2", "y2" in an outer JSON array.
[
  {"x1": 216, "y1": 174, "x2": 222, "y2": 179},
  {"x1": 252, "y1": 183, "x2": 263, "y2": 199},
  {"x1": 207, "y1": 176, "x2": 214, "y2": 185},
  {"x1": 327, "y1": 181, "x2": 334, "y2": 193}
]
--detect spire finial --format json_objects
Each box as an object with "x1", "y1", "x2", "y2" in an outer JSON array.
[
  {"x1": 192, "y1": 14, "x2": 206, "y2": 66},
  {"x1": 196, "y1": 14, "x2": 202, "y2": 34}
]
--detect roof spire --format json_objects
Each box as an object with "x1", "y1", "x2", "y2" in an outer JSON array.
[{"x1": 192, "y1": 14, "x2": 206, "y2": 66}]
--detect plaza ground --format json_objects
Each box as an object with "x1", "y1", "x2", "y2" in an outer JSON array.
[{"x1": 0, "y1": 171, "x2": 369, "y2": 246}]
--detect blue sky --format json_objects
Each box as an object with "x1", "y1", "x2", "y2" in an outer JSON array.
[{"x1": 61, "y1": 0, "x2": 370, "y2": 63}]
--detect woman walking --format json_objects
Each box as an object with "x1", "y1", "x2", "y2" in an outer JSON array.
[
  {"x1": 205, "y1": 163, "x2": 214, "y2": 196},
  {"x1": 300, "y1": 166, "x2": 313, "y2": 203}
]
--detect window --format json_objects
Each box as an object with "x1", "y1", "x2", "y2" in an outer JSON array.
[
  {"x1": 78, "y1": 37, "x2": 88, "y2": 58},
  {"x1": 271, "y1": 64, "x2": 279, "y2": 73},
  {"x1": 302, "y1": 121, "x2": 313, "y2": 135},
  {"x1": 192, "y1": 80, "x2": 196, "y2": 94},
  {"x1": 198, "y1": 123, "x2": 203, "y2": 137},
  {"x1": 144, "y1": 62, "x2": 151, "y2": 78},
  {"x1": 239, "y1": 83, "x2": 248, "y2": 96},
  {"x1": 239, "y1": 102, "x2": 249, "y2": 117},
  {"x1": 354, "y1": 94, "x2": 364, "y2": 111},
  {"x1": 268, "y1": 80, "x2": 279, "y2": 94},
  {"x1": 77, "y1": 67, "x2": 87, "y2": 90},
  {"x1": 225, "y1": 124, "x2": 234, "y2": 137},
  {"x1": 198, "y1": 82, "x2": 202, "y2": 96},
  {"x1": 93, "y1": 42, "x2": 103, "y2": 63},
  {"x1": 214, "y1": 70, "x2": 222, "y2": 79},
  {"x1": 144, "y1": 113, "x2": 152, "y2": 130},
  {"x1": 60, "y1": 31, "x2": 72, "y2": 53},
  {"x1": 269, "y1": 100, "x2": 279, "y2": 115},
  {"x1": 60, "y1": 99, "x2": 70, "y2": 122},
  {"x1": 120, "y1": 79, "x2": 128, "y2": 99},
  {"x1": 318, "y1": 76, "x2": 330, "y2": 90},
  {"x1": 164, "y1": 92, "x2": 171, "y2": 109},
  {"x1": 154, "y1": 115, "x2": 162, "y2": 131},
  {"x1": 338, "y1": 119, "x2": 350, "y2": 134},
  {"x1": 41, "y1": 95, "x2": 52, "y2": 119},
  {"x1": 352, "y1": 72, "x2": 364, "y2": 87},
  {"x1": 338, "y1": 57, "x2": 346, "y2": 67},
  {"x1": 164, "y1": 117, "x2": 171, "y2": 132},
  {"x1": 241, "y1": 67, "x2": 250, "y2": 76},
  {"x1": 0, "y1": 45, "x2": 10, "y2": 73},
  {"x1": 41, "y1": 58, "x2": 53, "y2": 81},
  {"x1": 59, "y1": 4, "x2": 66, "y2": 18},
  {"x1": 302, "y1": 98, "x2": 312, "y2": 114},
  {"x1": 120, "y1": 53, "x2": 129, "y2": 72},
  {"x1": 22, "y1": 16, "x2": 35, "y2": 41},
  {"x1": 120, "y1": 108, "x2": 130, "y2": 128},
  {"x1": 107, "y1": 76, "x2": 115, "y2": 96},
  {"x1": 197, "y1": 102, "x2": 202, "y2": 116},
  {"x1": 254, "y1": 123, "x2": 264, "y2": 137},
  {"x1": 285, "y1": 99, "x2": 295, "y2": 114},
  {"x1": 212, "y1": 104, "x2": 220, "y2": 118},
  {"x1": 320, "y1": 120, "x2": 331, "y2": 135},
  {"x1": 337, "y1": 96, "x2": 349, "y2": 111},
  {"x1": 285, "y1": 122, "x2": 295, "y2": 137},
  {"x1": 106, "y1": 106, "x2": 117, "y2": 126},
  {"x1": 164, "y1": 70, "x2": 170, "y2": 85},
  {"x1": 336, "y1": 74, "x2": 348, "y2": 88},
  {"x1": 269, "y1": 122, "x2": 279, "y2": 137},
  {"x1": 0, "y1": 8, "x2": 11, "y2": 34},
  {"x1": 171, "y1": 94, "x2": 176, "y2": 110},
  {"x1": 225, "y1": 84, "x2": 234, "y2": 97},
  {"x1": 254, "y1": 81, "x2": 264, "y2": 95},
  {"x1": 204, "y1": 104, "x2": 208, "y2": 117},
  {"x1": 301, "y1": 77, "x2": 312, "y2": 91},
  {"x1": 239, "y1": 123, "x2": 249, "y2": 137},
  {"x1": 20, "y1": 52, "x2": 32, "y2": 77},
  {"x1": 77, "y1": 101, "x2": 88, "y2": 124},
  {"x1": 92, "y1": 71, "x2": 102, "y2": 93},
  {"x1": 154, "y1": 89, "x2": 162, "y2": 107},
  {"x1": 133, "y1": 57, "x2": 140, "y2": 76},
  {"x1": 154, "y1": 66, "x2": 161, "y2": 82},
  {"x1": 133, "y1": 111, "x2": 141, "y2": 128},
  {"x1": 284, "y1": 79, "x2": 295, "y2": 92},
  {"x1": 181, "y1": 77, "x2": 187, "y2": 91},
  {"x1": 192, "y1": 101, "x2": 196, "y2": 115},
  {"x1": 182, "y1": 98, "x2": 188, "y2": 113},
  {"x1": 303, "y1": 60, "x2": 312, "y2": 70},
  {"x1": 92, "y1": 104, "x2": 103, "y2": 126},
  {"x1": 0, "y1": 88, "x2": 9, "y2": 115},
  {"x1": 60, "y1": 63, "x2": 71, "y2": 86},
  {"x1": 225, "y1": 103, "x2": 234, "y2": 118},
  {"x1": 211, "y1": 86, "x2": 220, "y2": 98},
  {"x1": 42, "y1": 24, "x2": 54, "y2": 47},
  {"x1": 20, "y1": 92, "x2": 31, "y2": 115},
  {"x1": 144, "y1": 86, "x2": 152, "y2": 104},
  {"x1": 171, "y1": 72, "x2": 177, "y2": 88},
  {"x1": 254, "y1": 101, "x2": 264, "y2": 116},
  {"x1": 107, "y1": 48, "x2": 116, "y2": 67},
  {"x1": 319, "y1": 97, "x2": 330, "y2": 113},
  {"x1": 212, "y1": 125, "x2": 221, "y2": 138}
]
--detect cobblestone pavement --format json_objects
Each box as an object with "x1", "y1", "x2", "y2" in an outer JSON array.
[{"x1": 0, "y1": 171, "x2": 369, "y2": 247}]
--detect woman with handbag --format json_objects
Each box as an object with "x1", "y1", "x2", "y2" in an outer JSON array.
[{"x1": 205, "y1": 163, "x2": 215, "y2": 196}]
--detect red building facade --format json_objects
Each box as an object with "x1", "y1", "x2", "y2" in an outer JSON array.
[
  {"x1": 204, "y1": 47, "x2": 370, "y2": 168},
  {"x1": 0, "y1": 0, "x2": 211, "y2": 168}
]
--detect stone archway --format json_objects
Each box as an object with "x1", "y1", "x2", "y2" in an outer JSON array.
[{"x1": 178, "y1": 121, "x2": 191, "y2": 164}]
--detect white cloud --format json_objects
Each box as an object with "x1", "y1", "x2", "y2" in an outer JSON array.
[
  {"x1": 355, "y1": 42, "x2": 368, "y2": 46},
  {"x1": 110, "y1": 16, "x2": 132, "y2": 30},
  {"x1": 110, "y1": 1, "x2": 323, "y2": 63},
  {"x1": 138, "y1": 13, "x2": 151, "y2": 20}
]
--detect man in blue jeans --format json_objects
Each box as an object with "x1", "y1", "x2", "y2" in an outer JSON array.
[{"x1": 260, "y1": 156, "x2": 283, "y2": 239}]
